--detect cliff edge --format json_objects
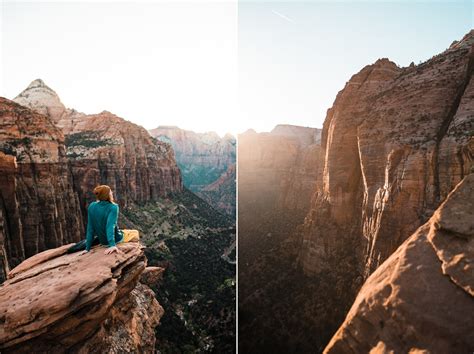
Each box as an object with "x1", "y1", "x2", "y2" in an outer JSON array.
[
  {"x1": 0, "y1": 242, "x2": 163, "y2": 353},
  {"x1": 324, "y1": 174, "x2": 474, "y2": 353}
]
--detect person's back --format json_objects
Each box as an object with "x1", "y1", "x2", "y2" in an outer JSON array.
[
  {"x1": 83, "y1": 185, "x2": 123, "y2": 254},
  {"x1": 68, "y1": 184, "x2": 138, "y2": 256},
  {"x1": 86, "y1": 200, "x2": 123, "y2": 250}
]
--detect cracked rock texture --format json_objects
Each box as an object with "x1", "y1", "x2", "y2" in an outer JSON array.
[
  {"x1": 299, "y1": 30, "x2": 474, "y2": 278},
  {"x1": 324, "y1": 174, "x2": 474, "y2": 353},
  {"x1": 0, "y1": 242, "x2": 163, "y2": 353},
  {"x1": 0, "y1": 98, "x2": 83, "y2": 281}
]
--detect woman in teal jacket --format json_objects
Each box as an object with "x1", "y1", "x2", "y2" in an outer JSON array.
[{"x1": 80, "y1": 185, "x2": 124, "y2": 255}]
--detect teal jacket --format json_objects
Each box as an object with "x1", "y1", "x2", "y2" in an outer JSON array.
[{"x1": 85, "y1": 201, "x2": 124, "y2": 251}]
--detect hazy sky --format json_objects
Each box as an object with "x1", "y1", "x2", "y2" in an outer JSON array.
[
  {"x1": 239, "y1": 0, "x2": 473, "y2": 132},
  {"x1": 1, "y1": 1, "x2": 472, "y2": 135},
  {"x1": 1, "y1": 1, "x2": 238, "y2": 136}
]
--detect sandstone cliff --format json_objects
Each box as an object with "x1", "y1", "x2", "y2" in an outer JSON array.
[
  {"x1": 238, "y1": 125, "x2": 322, "y2": 219},
  {"x1": 325, "y1": 174, "x2": 474, "y2": 353},
  {"x1": 149, "y1": 126, "x2": 236, "y2": 215},
  {"x1": 238, "y1": 125, "x2": 324, "y2": 352},
  {"x1": 239, "y1": 30, "x2": 474, "y2": 353},
  {"x1": 0, "y1": 98, "x2": 84, "y2": 281},
  {"x1": 299, "y1": 30, "x2": 474, "y2": 277},
  {"x1": 0, "y1": 242, "x2": 163, "y2": 353},
  {"x1": 13, "y1": 80, "x2": 183, "y2": 218}
]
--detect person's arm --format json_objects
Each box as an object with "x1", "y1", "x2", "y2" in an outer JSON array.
[
  {"x1": 85, "y1": 204, "x2": 94, "y2": 251},
  {"x1": 106, "y1": 204, "x2": 119, "y2": 247}
]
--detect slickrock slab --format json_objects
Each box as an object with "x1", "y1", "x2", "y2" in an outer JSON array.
[
  {"x1": 324, "y1": 174, "x2": 474, "y2": 353},
  {"x1": 0, "y1": 242, "x2": 162, "y2": 353}
]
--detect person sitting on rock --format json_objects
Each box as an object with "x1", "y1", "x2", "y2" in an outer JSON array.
[{"x1": 67, "y1": 184, "x2": 140, "y2": 255}]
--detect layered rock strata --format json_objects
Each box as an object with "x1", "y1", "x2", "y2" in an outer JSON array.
[
  {"x1": 299, "y1": 30, "x2": 474, "y2": 278},
  {"x1": 0, "y1": 242, "x2": 163, "y2": 353},
  {"x1": 0, "y1": 98, "x2": 83, "y2": 279},
  {"x1": 149, "y1": 126, "x2": 236, "y2": 215},
  {"x1": 13, "y1": 80, "x2": 183, "y2": 217}
]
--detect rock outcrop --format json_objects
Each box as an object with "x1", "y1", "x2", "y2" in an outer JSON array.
[
  {"x1": 0, "y1": 242, "x2": 163, "y2": 353},
  {"x1": 13, "y1": 81, "x2": 183, "y2": 217},
  {"x1": 149, "y1": 126, "x2": 236, "y2": 215},
  {"x1": 299, "y1": 30, "x2": 474, "y2": 277},
  {"x1": 63, "y1": 111, "x2": 182, "y2": 213},
  {"x1": 325, "y1": 174, "x2": 474, "y2": 353},
  {"x1": 239, "y1": 30, "x2": 474, "y2": 352},
  {"x1": 13, "y1": 79, "x2": 70, "y2": 124},
  {"x1": 0, "y1": 98, "x2": 84, "y2": 280},
  {"x1": 238, "y1": 125, "x2": 322, "y2": 223}
]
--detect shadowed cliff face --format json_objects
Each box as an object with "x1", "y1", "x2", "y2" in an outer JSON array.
[
  {"x1": 0, "y1": 98, "x2": 84, "y2": 280},
  {"x1": 238, "y1": 125, "x2": 324, "y2": 352},
  {"x1": 13, "y1": 81, "x2": 183, "y2": 220},
  {"x1": 325, "y1": 174, "x2": 474, "y2": 353},
  {"x1": 239, "y1": 30, "x2": 474, "y2": 353},
  {"x1": 149, "y1": 126, "x2": 236, "y2": 216},
  {"x1": 299, "y1": 30, "x2": 474, "y2": 278},
  {"x1": 238, "y1": 125, "x2": 322, "y2": 267}
]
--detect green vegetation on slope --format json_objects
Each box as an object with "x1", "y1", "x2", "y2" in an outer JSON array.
[{"x1": 121, "y1": 188, "x2": 235, "y2": 353}]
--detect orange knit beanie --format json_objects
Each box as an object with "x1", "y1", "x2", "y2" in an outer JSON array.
[{"x1": 93, "y1": 185, "x2": 111, "y2": 201}]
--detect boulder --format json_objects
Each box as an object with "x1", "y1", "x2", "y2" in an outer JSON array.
[
  {"x1": 0, "y1": 242, "x2": 163, "y2": 353},
  {"x1": 324, "y1": 174, "x2": 474, "y2": 353}
]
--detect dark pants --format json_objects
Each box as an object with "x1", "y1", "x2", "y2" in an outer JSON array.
[{"x1": 66, "y1": 237, "x2": 100, "y2": 253}]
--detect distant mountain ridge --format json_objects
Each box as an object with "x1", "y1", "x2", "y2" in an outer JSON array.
[
  {"x1": 13, "y1": 80, "x2": 183, "y2": 217},
  {"x1": 3, "y1": 79, "x2": 235, "y2": 352},
  {"x1": 149, "y1": 125, "x2": 236, "y2": 217}
]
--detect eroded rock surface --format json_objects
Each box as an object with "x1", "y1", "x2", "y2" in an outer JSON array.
[
  {"x1": 325, "y1": 174, "x2": 474, "y2": 353},
  {"x1": 0, "y1": 97, "x2": 83, "y2": 279},
  {"x1": 13, "y1": 82, "x2": 183, "y2": 216},
  {"x1": 299, "y1": 30, "x2": 474, "y2": 277},
  {"x1": 0, "y1": 242, "x2": 163, "y2": 353}
]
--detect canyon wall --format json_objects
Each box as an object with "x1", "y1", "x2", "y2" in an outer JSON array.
[
  {"x1": 0, "y1": 98, "x2": 83, "y2": 279},
  {"x1": 299, "y1": 30, "x2": 474, "y2": 279},
  {"x1": 238, "y1": 124, "x2": 322, "y2": 268},
  {"x1": 238, "y1": 124, "x2": 322, "y2": 221},
  {"x1": 325, "y1": 174, "x2": 474, "y2": 353},
  {"x1": 239, "y1": 30, "x2": 473, "y2": 352},
  {"x1": 149, "y1": 126, "x2": 236, "y2": 215},
  {"x1": 238, "y1": 124, "x2": 325, "y2": 352},
  {"x1": 14, "y1": 80, "x2": 183, "y2": 218}
]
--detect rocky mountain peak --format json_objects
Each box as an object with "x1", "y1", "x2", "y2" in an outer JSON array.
[
  {"x1": 13, "y1": 79, "x2": 67, "y2": 123},
  {"x1": 450, "y1": 29, "x2": 474, "y2": 50},
  {"x1": 26, "y1": 78, "x2": 48, "y2": 89}
]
